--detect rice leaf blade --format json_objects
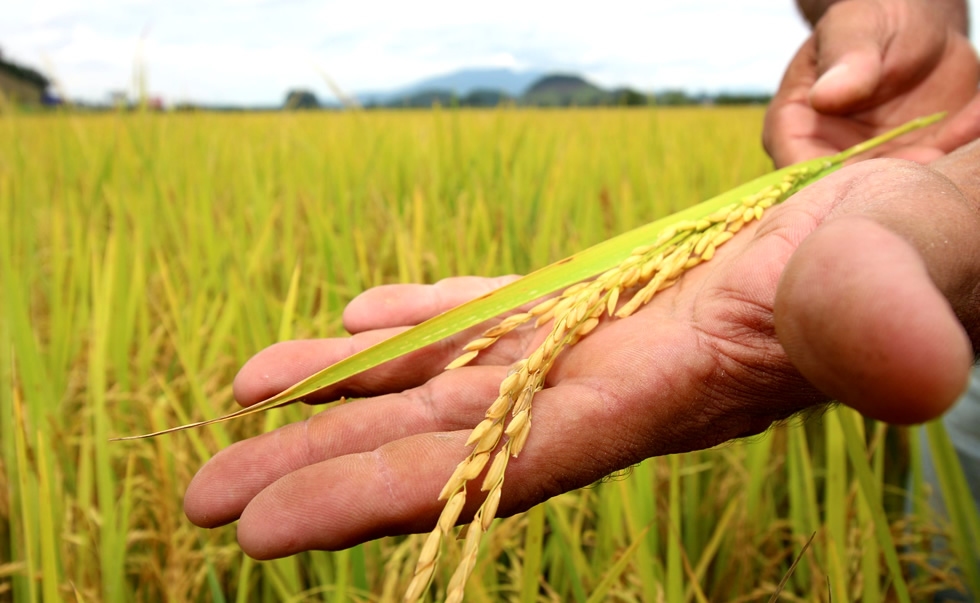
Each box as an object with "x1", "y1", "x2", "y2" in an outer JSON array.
[
  {"x1": 925, "y1": 420, "x2": 980, "y2": 596},
  {"x1": 838, "y1": 408, "x2": 911, "y2": 603},
  {"x1": 115, "y1": 113, "x2": 943, "y2": 440}
]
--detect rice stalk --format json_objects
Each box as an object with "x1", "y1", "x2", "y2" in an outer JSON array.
[{"x1": 411, "y1": 165, "x2": 827, "y2": 602}]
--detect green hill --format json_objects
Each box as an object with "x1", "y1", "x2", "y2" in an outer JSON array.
[{"x1": 522, "y1": 74, "x2": 608, "y2": 106}]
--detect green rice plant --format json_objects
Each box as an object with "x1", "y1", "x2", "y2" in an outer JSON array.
[
  {"x1": 925, "y1": 420, "x2": 980, "y2": 595},
  {"x1": 838, "y1": 408, "x2": 909, "y2": 602}
]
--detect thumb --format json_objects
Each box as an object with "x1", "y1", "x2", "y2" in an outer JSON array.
[
  {"x1": 774, "y1": 215, "x2": 973, "y2": 424},
  {"x1": 807, "y1": 2, "x2": 888, "y2": 113}
]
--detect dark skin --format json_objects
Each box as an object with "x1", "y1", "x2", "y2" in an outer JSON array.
[{"x1": 184, "y1": 0, "x2": 980, "y2": 559}]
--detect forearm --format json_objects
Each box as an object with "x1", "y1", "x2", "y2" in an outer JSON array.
[{"x1": 795, "y1": 0, "x2": 970, "y2": 34}]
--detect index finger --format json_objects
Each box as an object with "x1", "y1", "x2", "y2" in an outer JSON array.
[
  {"x1": 233, "y1": 326, "x2": 477, "y2": 406},
  {"x1": 343, "y1": 275, "x2": 521, "y2": 334}
]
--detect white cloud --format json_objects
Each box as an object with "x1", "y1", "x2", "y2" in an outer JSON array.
[{"x1": 1, "y1": 0, "x2": 975, "y2": 106}]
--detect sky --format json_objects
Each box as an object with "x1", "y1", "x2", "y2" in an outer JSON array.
[{"x1": 3, "y1": 0, "x2": 978, "y2": 106}]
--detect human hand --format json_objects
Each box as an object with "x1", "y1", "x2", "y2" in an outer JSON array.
[
  {"x1": 764, "y1": 0, "x2": 980, "y2": 167},
  {"x1": 183, "y1": 152, "x2": 980, "y2": 559}
]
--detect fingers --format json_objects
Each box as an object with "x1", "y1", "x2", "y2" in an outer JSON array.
[
  {"x1": 235, "y1": 275, "x2": 526, "y2": 407},
  {"x1": 187, "y1": 365, "x2": 506, "y2": 535},
  {"x1": 188, "y1": 305, "x2": 788, "y2": 558},
  {"x1": 342, "y1": 275, "x2": 521, "y2": 334},
  {"x1": 232, "y1": 431, "x2": 470, "y2": 556},
  {"x1": 762, "y1": 96, "x2": 868, "y2": 167},
  {"x1": 808, "y1": 49, "x2": 882, "y2": 114},
  {"x1": 807, "y1": 1, "x2": 888, "y2": 114},
  {"x1": 807, "y1": 0, "x2": 950, "y2": 115},
  {"x1": 232, "y1": 327, "x2": 471, "y2": 406},
  {"x1": 763, "y1": 37, "x2": 874, "y2": 167},
  {"x1": 929, "y1": 92, "x2": 980, "y2": 157},
  {"x1": 189, "y1": 370, "x2": 684, "y2": 557},
  {"x1": 233, "y1": 275, "x2": 523, "y2": 407},
  {"x1": 234, "y1": 273, "x2": 534, "y2": 407}
]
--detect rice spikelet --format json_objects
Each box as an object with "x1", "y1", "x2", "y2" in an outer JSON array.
[{"x1": 405, "y1": 165, "x2": 822, "y2": 601}]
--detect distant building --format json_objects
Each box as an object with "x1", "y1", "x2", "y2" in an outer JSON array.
[{"x1": 0, "y1": 53, "x2": 51, "y2": 105}]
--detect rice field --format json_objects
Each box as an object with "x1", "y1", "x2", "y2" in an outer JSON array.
[{"x1": 1, "y1": 106, "x2": 977, "y2": 602}]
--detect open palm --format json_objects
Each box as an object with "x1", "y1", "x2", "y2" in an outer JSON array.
[{"x1": 183, "y1": 157, "x2": 978, "y2": 559}]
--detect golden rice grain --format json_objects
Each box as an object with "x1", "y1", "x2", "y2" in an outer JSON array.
[
  {"x1": 409, "y1": 166, "x2": 823, "y2": 602},
  {"x1": 464, "y1": 418, "x2": 496, "y2": 447},
  {"x1": 403, "y1": 563, "x2": 435, "y2": 602},
  {"x1": 480, "y1": 488, "x2": 502, "y2": 532},
  {"x1": 481, "y1": 450, "x2": 509, "y2": 491},
  {"x1": 462, "y1": 337, "x2": 498, "y2": 352},
  {"x1": 418, "y1": 528, "x2": 443, "y2": 567},
  {"x1": 484, "y1": 394, "x2": 512, "y2": 420},
  {"x1": 472, "y1": 422, "x2": 504, "y2": 455},
  {"x1": 438, "y1": 491, "x2": 467, "y2": 533},
  {"x1": 459, "y1": 452, "x2": 490, "y2": 481},
  {"x1": 444, "y1": 350, "x2": 479, "y2": 370}
]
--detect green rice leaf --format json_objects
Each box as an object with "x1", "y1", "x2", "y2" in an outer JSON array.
[{"x1": 115, "y1": 113, "x2": 943, "y2": 440}]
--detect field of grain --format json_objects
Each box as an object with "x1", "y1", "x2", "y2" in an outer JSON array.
[{"x1": 1, "y1": 107, "x2": 976, "y2": 602}]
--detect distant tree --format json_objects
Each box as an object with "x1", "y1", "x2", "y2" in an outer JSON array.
[
  {"x1": 654, "y1": 89, "x2": 695, "y2": 106},
  {"x1": 713, "y1": 92, "x2": 772, "y2": 105},
  {"x1": 396, "y1": 89, "x2": 457, "y2": 108},
  {"x1": 0, "y1": 55, "x2": 51, "y2": 106},
  {"x1": 611, "y1": 87, "x2": 648, "y2": 106},
  {"x1": 461, "y1": 89, "x2": 511, "y2": 107},
  {"x1": 283, "y1": 89, "x2": 320, "y2": 110}
]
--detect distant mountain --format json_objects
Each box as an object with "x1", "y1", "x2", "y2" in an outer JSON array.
[
  {"x1": 343, "y1": 68, "x2": 771, "y2": 109},
  {"x1": 523, "y1": 74, "x2": 607, "y2": 106},
  {"x1": 356, "y1": 67, "x2": 543, "y2": 106}
]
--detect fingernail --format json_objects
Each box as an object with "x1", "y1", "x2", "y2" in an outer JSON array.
[{"x1": 812, "y1": 63, "x2": 850, "y2": 96}]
